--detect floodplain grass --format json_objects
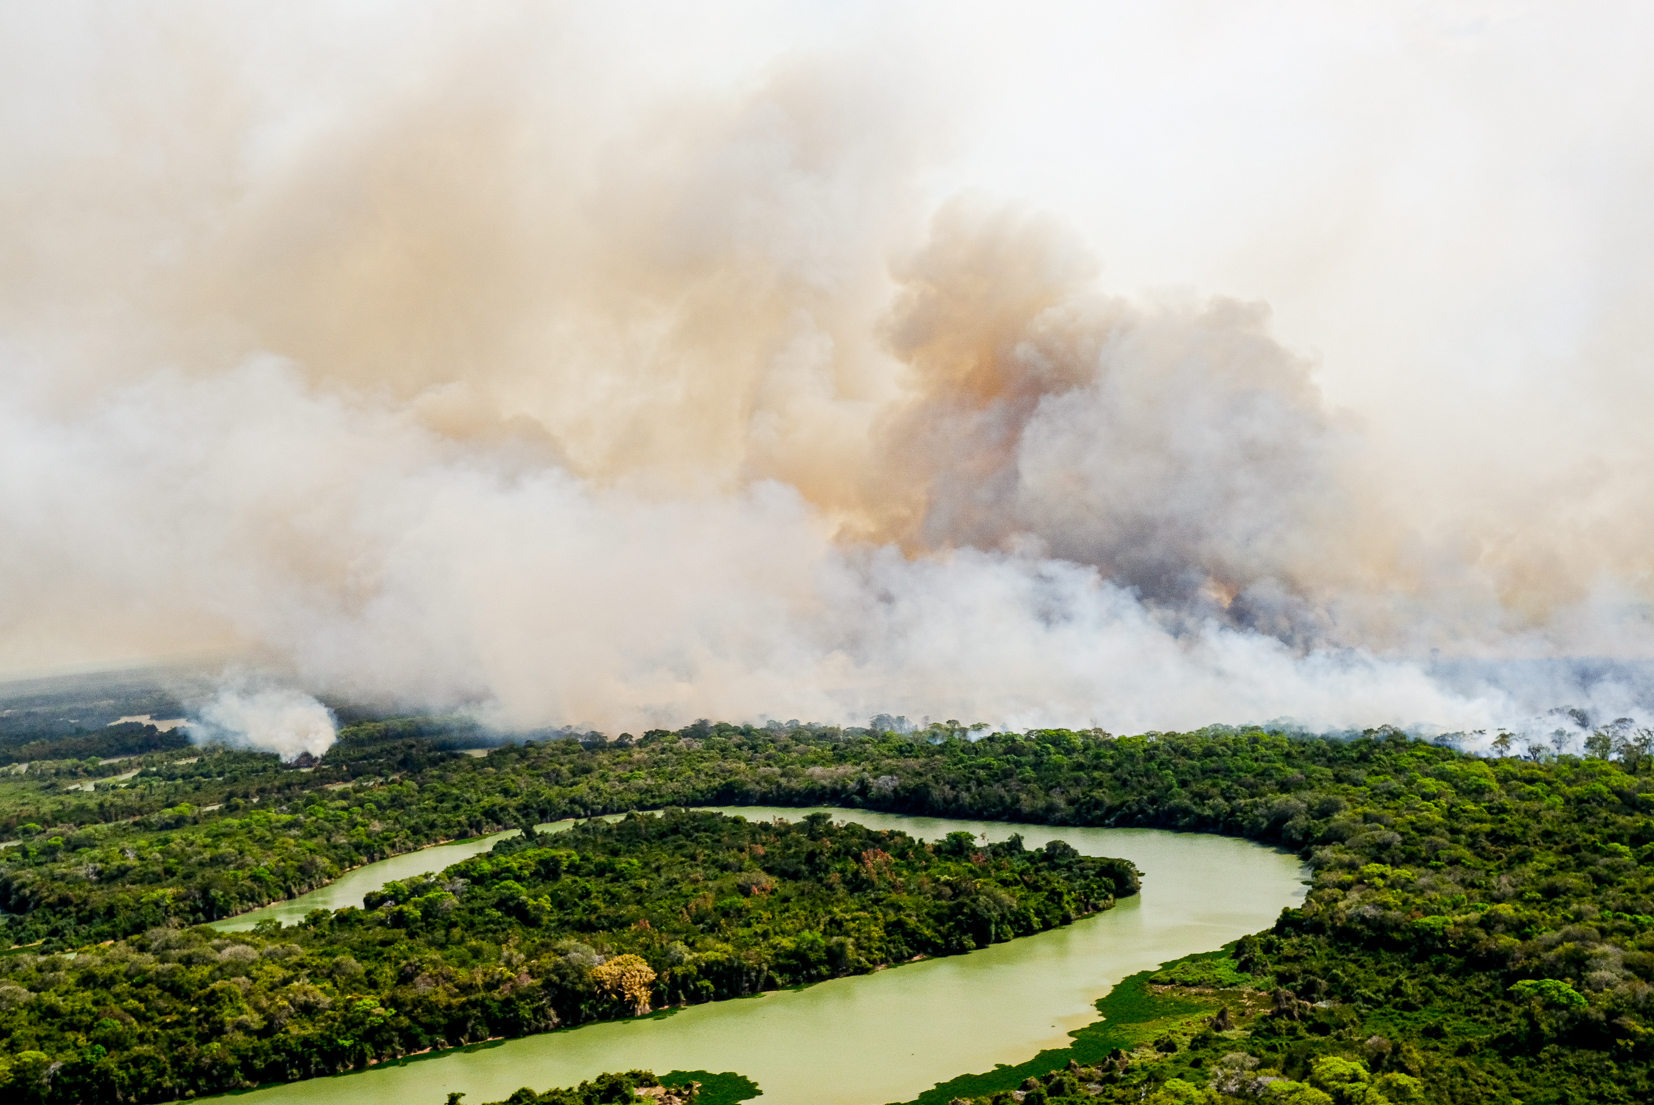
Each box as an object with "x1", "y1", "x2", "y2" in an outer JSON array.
[{"x1": 660, "y1": 1070, "x2": 762, "y2": 1105}]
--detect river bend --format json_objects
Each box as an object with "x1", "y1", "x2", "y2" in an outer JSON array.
[{"x1": 201, "y1": 806, "x2": 1306, "y2": 1105}]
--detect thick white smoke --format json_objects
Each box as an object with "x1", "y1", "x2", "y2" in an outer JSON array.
[
  {"x1": 3, "y1": 3, "x2": 1653, "y2": 746},
  {"x1": 188, "y1": 686, "x2": 336, "y2": 763}
]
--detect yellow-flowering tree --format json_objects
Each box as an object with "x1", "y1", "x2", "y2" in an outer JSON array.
[{"x1": 591, "y1": 954, "x2": 657, "y2": 1016}]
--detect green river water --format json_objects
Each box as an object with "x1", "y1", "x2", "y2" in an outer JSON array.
[
  {"x1": 210, "y1": 816, "x2": 629, "y2": 932},
  {"x1": 203, "y1": 806, "x2": 1306, "y2": 1105}
]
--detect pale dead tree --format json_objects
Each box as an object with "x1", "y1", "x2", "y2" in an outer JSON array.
[
  {"x1": 1209, "y1": 1052, "x2": 1263, "y2": 1096},
  {"x1": 1550, "y1": 729, "x2": 1573, "y2": 757}
]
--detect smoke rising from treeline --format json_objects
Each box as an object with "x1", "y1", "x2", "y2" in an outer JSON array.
[{"x1": 3, "y1": 3, "x2": 1653, "y2": 748}]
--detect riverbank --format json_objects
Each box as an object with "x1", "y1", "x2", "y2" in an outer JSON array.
[
  {"x1": 209, "y1": 815, "x2": 630, "y2": 931},
  {"x1": 182, "y1": 816, "x2": 1301, "y2": 1105}
]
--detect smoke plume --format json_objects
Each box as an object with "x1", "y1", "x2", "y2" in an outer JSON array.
[
  {"x1": 188, "y1": 687, "x2": 336, "y2": 763},
  {"x1": 3, "y1": 3, "x2": 1653, "y2": 748}
]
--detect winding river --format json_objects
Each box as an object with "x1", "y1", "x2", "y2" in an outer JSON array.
[
  {"x1": 211, "y1": 816, "x2": 629, "y2": 931},
  {"x1": 203, "y1": 807, "x2": 1306, "y2": 1105}
]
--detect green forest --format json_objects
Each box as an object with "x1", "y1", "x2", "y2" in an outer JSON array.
[
  {"x1": 1, "y1": 716, "x2": 1651, "y2": 1104},
  {"x1": 454, "y1": 1067, "x2": 758, "y2": 1105},
  {"x1": 0, "y1": 806, "x2": 1134, "y2": 1103}
]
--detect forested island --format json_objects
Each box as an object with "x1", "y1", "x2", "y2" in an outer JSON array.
[
  {"x1": 0, "y1": 808, "x2": 1134, "y2": 1102},
  {"x1": 1, "y1": 715, "x2": 1651, "y2": 1103}
]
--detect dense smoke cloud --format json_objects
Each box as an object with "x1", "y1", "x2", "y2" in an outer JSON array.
[
  {"x1": 188, "y1": 686, "x2": 336, "y2": 763},
  {"x1": 869, "y1": 202, "x2": 1371, "y2": 647},
  {"x1": 3, "y1": 3, "x2": 1653, "y2": 748}
]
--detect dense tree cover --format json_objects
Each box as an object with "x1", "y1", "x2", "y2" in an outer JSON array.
[
  {"x1": 2, "y1": 717, "x2": 1653, "y2": 1102},
  {"x1": 462, "y1": 1069, "x2": 691, "y2": 1105},
  {"x1": 0, "y1": 810, "x2": 1134, "y2": 1104},
  {"x1": 0, "y1": 723, "x2": 191, "y2": 768},
  {"x1": 954, "y1": 1023, "x2": 1427, "y2": 1105},
  {"x1": 0, "y1": 722, "x2": 493, "y2": 837},
  {"x1": 0, "y1": 679, "x2": 185, "y2": 742},
  {"x1": 455, "y1": 1067, "x2": 760, "y2": 1105},
  {"x1": 0, "y1": 734, "x2": 561, "y2": 942}
]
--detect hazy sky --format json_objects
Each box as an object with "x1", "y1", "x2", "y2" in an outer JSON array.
[{"x1": 3, "y1": 2, "x2": 1653, "y2": 741}]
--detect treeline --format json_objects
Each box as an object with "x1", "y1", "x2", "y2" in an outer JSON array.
[
  {"x1": 0, "y1": 736, "x2": 549, "y2": 941},
  {"x1": 0, "y1": 725, "x2": 478, "y2": 834},
  {"x1": 0, "y1": 810, "x2": 1134, "y2": 1105},
  {"x1": 0, "y1": 721, "x2": 190, "y2": 768}
]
